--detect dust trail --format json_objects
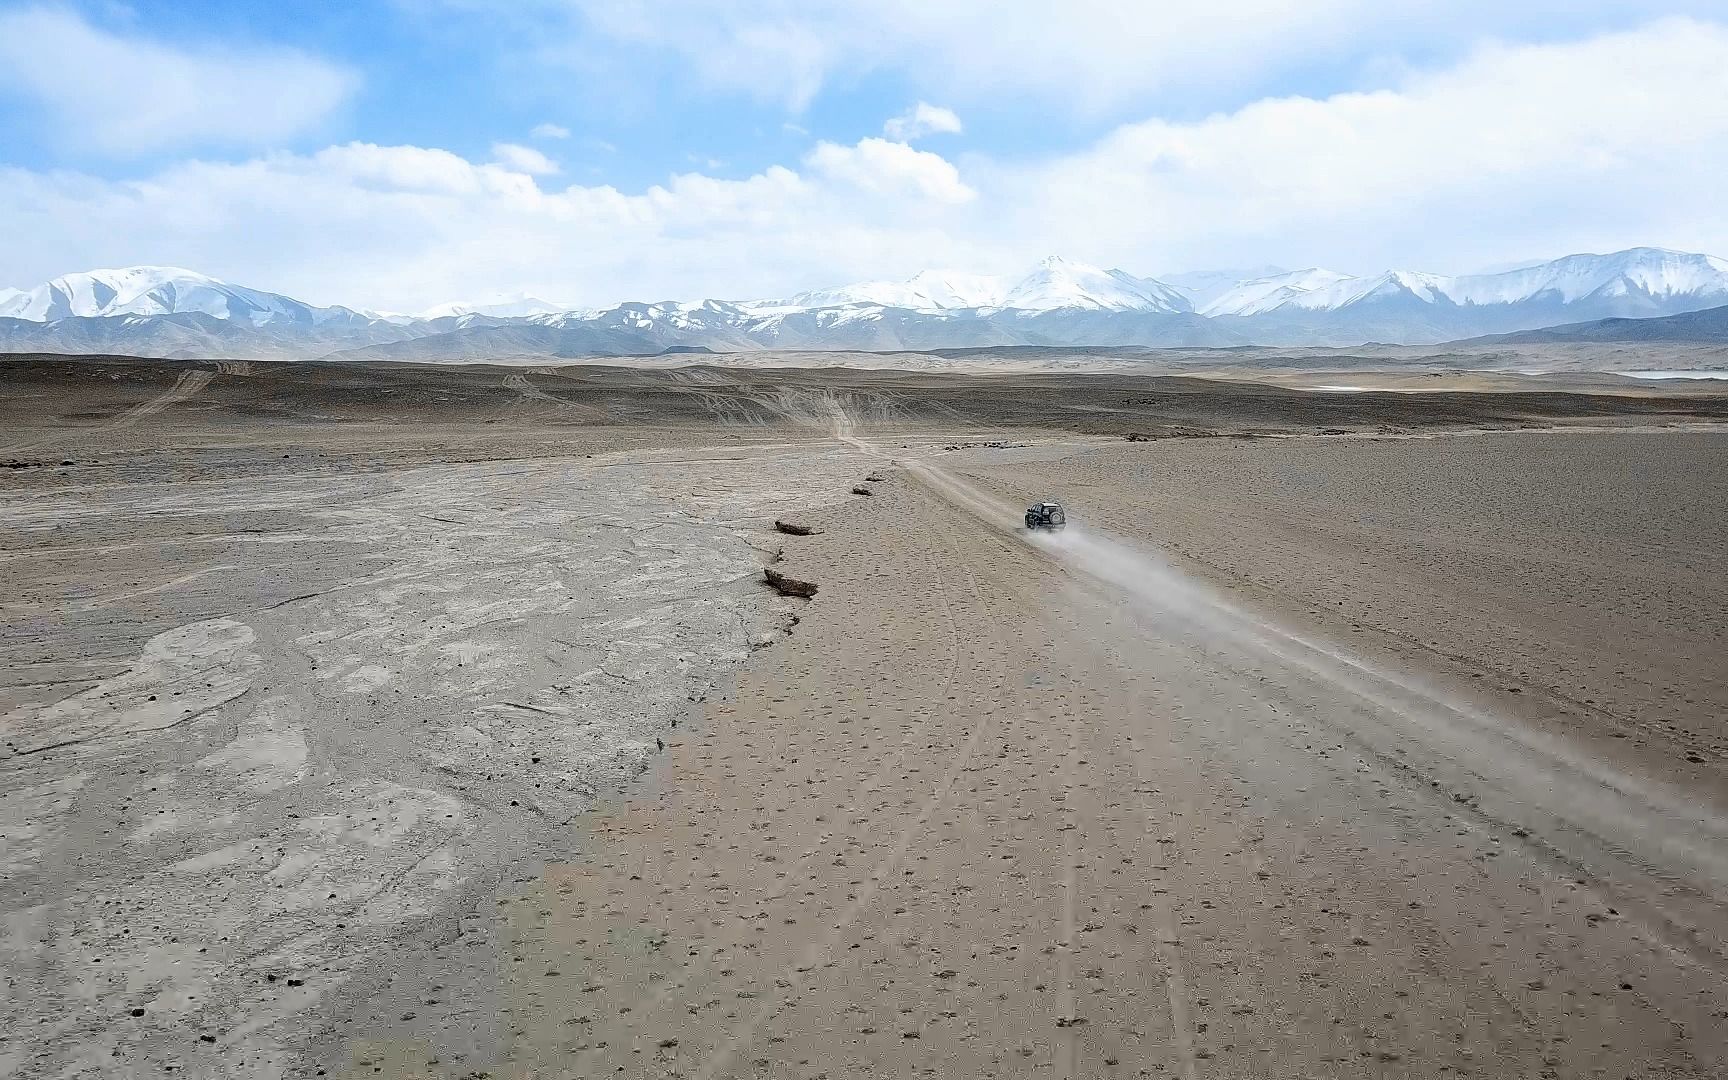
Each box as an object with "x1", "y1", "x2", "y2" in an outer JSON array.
[
  {"x1": 1035, "y1": 522, "x2": 1728, "y2": 877},
  {"x1": 847, "y1": 412, "x2": 1728, "y2": 965}
]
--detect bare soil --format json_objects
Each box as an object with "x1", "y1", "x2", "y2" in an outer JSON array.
[{"x1": 2, "y1": 354, "x2": 1725, "y2": 1079}]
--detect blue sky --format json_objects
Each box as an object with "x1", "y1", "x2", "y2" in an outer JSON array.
[{"x1": 3, "y1": 1, "x2": 1728, "y2": 310}]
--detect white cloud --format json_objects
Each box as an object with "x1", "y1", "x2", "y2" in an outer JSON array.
[
  {"x1": 491, "y1": 142, "x2": 562, "y2": 175},
  {"x1": 0, "y1": 136, "x2": 985, "y2": 308},
  {"x1": 531, "y1": 122, "x2": 572, "y2": 139},
  {"x1": 995, "y1": 16, "x2": 1728, "y2": 273},
  {"x1": 806, "y1": 138, "x2": 974, "y2": 203},
  {"x1": 0, "y1": 6, "x2": 355, "y2": 155},
  {"x1": 546, "y1": 0, "x2": 1713, "y2": 115},
  {"x1": 3, "y1": 19, "x2": 1727, "y2": 308},
  {"x1": 884, "y1": 102, "x2": 962, "y2": 142}
]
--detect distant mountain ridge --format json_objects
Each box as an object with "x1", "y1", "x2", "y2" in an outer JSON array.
[
  {"x1": 4, "y1": 247, "x2": 1728, "y2": 360},
  {"x1": 1460, "y1": 302, "x2": 1728, "y2": 344}
]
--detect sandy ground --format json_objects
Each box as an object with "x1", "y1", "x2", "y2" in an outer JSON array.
[
  {"x1": 2, "y1": 356, "x2": 1726, "y2": 1078},
  {"x1": 968, "y1": 432, "x2": 1728, "y2": 760}
]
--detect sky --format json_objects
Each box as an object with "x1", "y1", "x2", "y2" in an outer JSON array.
[{"x1": 2, "y1": 0, "x2": 1728, "y2": 311}]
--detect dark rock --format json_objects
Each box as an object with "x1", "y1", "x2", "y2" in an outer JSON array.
[{"x1": 764, "y1": 567, "x2": 818, "y2": 598}]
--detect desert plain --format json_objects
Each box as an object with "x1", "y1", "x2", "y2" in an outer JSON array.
[{"x1": 2, "y1": 352, "x2": 1727, "y2": 1079}]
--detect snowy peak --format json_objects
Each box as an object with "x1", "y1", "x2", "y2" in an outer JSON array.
[
  {"x1": 1000, "y1": 256, "x2": 1190, "y2": 313},
  {"x1": 0, "y1": 266, "x2": 359, "y2": 326},
  {"x1": 1198, "y1": 248, "x2": 1728, "y2": 316},
  {"x1": 779, "y1": 269, "x2": 1008, "y2": 312},
  {"x1": 416, "y1": 294, "x2": 569, "y2": 320},
  {"x1": 1165, "y1": 266, "x2": 1290, "y2": 310},
  {"x1": 1444, "y1": 247, "x2": 1728, "y2": 306},
  {"x1": 1278, "y1": 269, "x2": 1451, "y2": 311},
  {"x1": 775, "y1": 256, "x2": 1189, "y2": 315},
  {"x1": 1198, "y1": 268, "x2": 1355, "y2": 316},
  {"x1": 901, "y1": 269, "x2": 1011, "y2": 309}
]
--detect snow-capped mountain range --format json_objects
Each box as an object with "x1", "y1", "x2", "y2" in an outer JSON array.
[
  {"x1": 3, "y1": 247, "x2": 1727, "y2": 359},
  {"x1": 0, "y1": 266, "x2": 374, "y2": 326},
  {"x1": 764, "y1": 257, "x2": 1192, "y2": 315}
]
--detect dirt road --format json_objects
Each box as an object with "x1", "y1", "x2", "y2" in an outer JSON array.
[{"x1": 452, "y1": 451, "x2": 1728, "y2": 1080}]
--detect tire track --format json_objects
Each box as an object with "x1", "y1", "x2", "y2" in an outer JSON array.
[
  {"x1": 688, "y1": 484, "x2": 1006, "y2": 1080},
  {"x1": 1132, "y1": 766, "x2": 1202, "y2": 1080},
  {"x1": 2, "y1": 368, "x2": 213, "y2": 454},
  {"x1": 612, "y1": 512, "x2": 973, "y2": 1024},
  {"x1": 501, "y1": 372, "x2": 611, "y2": 419},
  {"x1": 901, "y1": 456, "x2": 1204, "y2": 1077},
  {"x1": 1052, "y1": 703, "x2": 1082, "y2": 1078},
  {"x1": 69, "y1": 564, "x2": 241, "y2": 612},
  {"x1": 113, "y1": 369, "x2": 213, "y2": 426},
  {"x1": 689, "y1": 697, "x2": 993, "y2": 1080}
]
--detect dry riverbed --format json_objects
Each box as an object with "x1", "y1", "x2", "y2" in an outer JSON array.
[{"x1": 0, "y1": 436, "x2": 867, "y2": 1077}]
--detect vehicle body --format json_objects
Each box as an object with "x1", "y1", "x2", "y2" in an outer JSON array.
[{"x1": 1025, "y1": 501, "x2": 1067, "y2": 531}]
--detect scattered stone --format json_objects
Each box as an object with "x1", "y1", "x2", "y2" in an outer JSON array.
[
  {"x1": 851, "y1": 486, "x2": 875, "y2": 496},
  {"x1": 773, "y1": 520, "x2": 820, "y2": 536}
]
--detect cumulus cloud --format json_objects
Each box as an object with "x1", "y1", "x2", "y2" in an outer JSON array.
[
  {"x1": 492, "y1": 142, "x2": 561, "y2": 175},
  {"x1": 0, "y1": 5, "x2": 355, "y2": 155},
  {"x1": 884, "y1": 103, "x2": 962, "y2": 142},
  {"x1": 530, "y1": 123, "x2": 572, "y2": 139},
  {"x1": 806, "y1": 138, "x2": 974, "y2": 203},
  {"x1": 2, "y1": 19, "x2": 1727, "y2": 307}
]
